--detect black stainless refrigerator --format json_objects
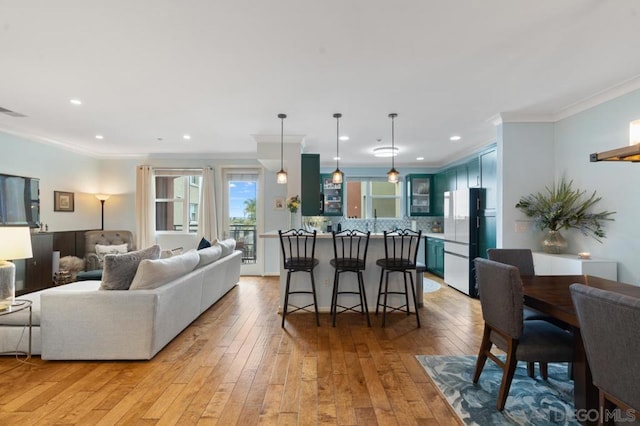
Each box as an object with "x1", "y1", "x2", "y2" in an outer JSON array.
[{"x1": 443, "y1": 188, "x2": 483, "y2": 297}]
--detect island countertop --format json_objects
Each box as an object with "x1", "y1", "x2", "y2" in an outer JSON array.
[{"x1": 260, "y1": 229, "x2": 442, "y2": 313}]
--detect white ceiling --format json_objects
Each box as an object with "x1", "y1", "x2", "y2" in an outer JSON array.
[{"x1": 1, "y1": 1, "x2": 640, "y2": 167}]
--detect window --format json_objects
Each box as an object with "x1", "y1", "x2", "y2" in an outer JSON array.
[
  {"x1": 345, "y1": 178, "x2": 403, "y2": 219},
  {"x1": 155, "y1": 173, "x2": 202, "y2": 233}
]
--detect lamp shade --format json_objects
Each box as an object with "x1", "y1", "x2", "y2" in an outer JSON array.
[
  {"x1": 0, "y1": 227, "x2": 33, "y2": 260},
  {"x1": 95, "y1": 193, "x2": 111, "y2": 201}
]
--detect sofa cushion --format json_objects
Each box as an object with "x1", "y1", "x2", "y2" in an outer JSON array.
[
  {"x1": 218, "y1": 239, "x2": 236, "y2": 257},
  {"x1": 130, "y1": 249, "x2": 200, "y2": 290},
  {"x1": 197, "y1": 237, "x2": 212, "y2": 250},
  {"x1": 197, "y1": 245, "x2": 223, "y2": 268},
  {"x1": 100, "y1": 244, "x2": 161, "y2": 290}
]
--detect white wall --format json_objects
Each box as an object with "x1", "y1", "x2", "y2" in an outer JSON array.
[
  {"x1": 498, "y1": 122, "x2": 555, "y2": 249},
  {"x1": 0, "y1": 132, "x2": 103, "y2": 231},
  {"x1": 498, "y1": 90, "x2": 640, "y2": 285},
  {"x1": 553, "y1": 90, "x2": 640, "y2": 285}
]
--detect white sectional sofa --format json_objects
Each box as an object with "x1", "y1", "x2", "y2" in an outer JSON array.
[{"x1": 0, "y1": 248, "x2": 241, "y2": 360}]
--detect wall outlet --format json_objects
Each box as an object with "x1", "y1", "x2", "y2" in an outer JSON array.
[{"x1": 515, "y1": 220, "x2": 532, "y2": 233}]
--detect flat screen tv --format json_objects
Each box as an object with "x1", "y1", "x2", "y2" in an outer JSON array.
[{"x1": 0, "y1": 173, "x2": 40, "y2": 228}]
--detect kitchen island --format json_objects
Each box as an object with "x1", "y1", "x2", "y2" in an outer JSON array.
[{"x1": 260, "y1": 231, "x2": 444, "y2": 313}]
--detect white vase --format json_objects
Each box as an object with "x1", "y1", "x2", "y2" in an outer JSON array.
[{"x1": 289, "y1": 211, "x2": 299, "y2": 230}]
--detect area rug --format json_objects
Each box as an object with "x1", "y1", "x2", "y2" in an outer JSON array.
[
  {"x1": 422, "y1": 278, "x2": 441, "y2": 293},
  {"x1": 416, "y1": 355, "x2": 578, "y2": 426}
]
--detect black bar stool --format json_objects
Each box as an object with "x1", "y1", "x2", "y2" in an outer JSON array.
[
  {"x1": 375, "y1": 229, "x2": 422, "y2": 328},
  {"x1": 278, "y1": 229, "x2": 320, "y2": 327},
  {"x1": 330, "y1": 229, "x2": 371, "y2": 327}
]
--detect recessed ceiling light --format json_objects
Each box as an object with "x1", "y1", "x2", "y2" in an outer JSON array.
[
  {"x1": 95, "y1": 134, "x2": 104, "y2": 140},
  {"x1": 416, "y1": 157, "x2": 424, "y2": 161},
  {"x1": 339, "y1": 135, "x2": 349, "y2": 141},
  {"x1": 183, "y1": 134, "x2": 191, "y2": 140},
  {"x1": 450, "y1": 135, "x2": 461, "y2": 141},
  {"x1": 373, "y1": 146, "x2": 398, "y2": 157},
  {"x1": 69, "y1": 99, "x2": 82, "y2": 105}
]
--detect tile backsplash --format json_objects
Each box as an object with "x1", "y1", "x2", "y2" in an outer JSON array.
[{"x1": 303, "y1": 216, "x2": 444, "y2": 234}]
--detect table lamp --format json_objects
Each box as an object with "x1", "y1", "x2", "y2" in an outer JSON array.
[{"x1": 0, "y1": 227, "x2": 33, "y2": 310}]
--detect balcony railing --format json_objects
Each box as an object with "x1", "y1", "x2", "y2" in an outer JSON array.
[{"x1": 229, "y1": 224, "x2": 256, "y2": 264}]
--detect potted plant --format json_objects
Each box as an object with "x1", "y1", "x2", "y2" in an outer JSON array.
[{"x1": 515, "y1": 178, "x2": 615, "y2": 253}]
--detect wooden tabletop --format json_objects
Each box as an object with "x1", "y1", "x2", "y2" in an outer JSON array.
[{"x1": 522, "y1": 275, "x2": 640, "y2": 327}]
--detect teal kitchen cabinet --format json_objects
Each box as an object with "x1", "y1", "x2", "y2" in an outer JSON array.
[
  {"x1": 406, "y1": 174, "x2": 433, "y2": 216},
  {"x1": 431, "y1": 172, "x2": 447, "y2": 216},
  {"x1": 455, "y1": 165, "x2": 468, "y2": 190},
  {"x1": 466, "y1": 157, "x2": 480, "y2": 188},
  {"x1": 320, "y1": 174, "x2": 343, "y2": 216},
  {"x1": 478, "y1": 148, "x2": 497, "y2": 258},
  {"x1": 426, "y1": 237, "x2": 444, "y2": 277},
  {"x1": 301, "y1": 154, "x2": 322, "y2": 216}
]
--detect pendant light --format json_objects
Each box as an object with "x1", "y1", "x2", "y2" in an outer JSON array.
[
  {"x1": 387, "y1": 113, "x2": 399, "y2": 183},
  {"x1": 276, "y1": 113, "x2": 288, "y2": 184},
  {"x1": 332, "y1": 113, "x2": 343, "y2": 184}
]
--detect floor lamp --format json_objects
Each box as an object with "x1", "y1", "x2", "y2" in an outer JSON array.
[
  {"x1": 95, "y1": 194, "x2": 110, "y2": 230},
  {"x1": 0, "y1": 227, "x2": 33, "y2": 310}
]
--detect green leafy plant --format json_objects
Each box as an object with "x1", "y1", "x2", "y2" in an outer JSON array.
[{"x1": 515, "y1": 177, "x2": 615, "y2": 242}]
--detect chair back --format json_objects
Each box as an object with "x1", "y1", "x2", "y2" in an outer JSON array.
[
  {"x1": 570, "y1": 284, "x2": 640, "y2": 410},
  {"x1": 487, "y1": 248, "x2": 535, "y2": 276},
  {"x1": 278, "y1": 229, "x2": 317, "y2": 271},
  {"x1": 474, "y1": 258, "x2": 524, "y2": 339},
  {"x1": 382, "y1": 229, "x2": 422, "y2": 268},
  {"x1": 332, "y1": 229, "x2": 370, "y2": 270},
  {"x1": 84, "y1": 230, "x2": 135, "y2": 270}
]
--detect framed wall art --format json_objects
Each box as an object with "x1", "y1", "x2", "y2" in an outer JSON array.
[
  {"x1": 54, "y1": 191, "x2": 74, "y2": 212},
  {"x1": 274, "y1": 197, "x2": 285, "y2": 210}
]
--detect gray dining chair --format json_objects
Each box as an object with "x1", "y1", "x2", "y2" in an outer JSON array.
[
  {"x1": 473, "y1": 258, "x2": 574, "y2": 411},
  {"x1": 570, "y1": 284, "x2": 640, "y2": 421},
  {"x1": 487, "y1": 248, "x2": 555, "y2": 323}
]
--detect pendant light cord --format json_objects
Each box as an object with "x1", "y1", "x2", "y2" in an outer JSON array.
[
  {"x1": 390, "y1": 113, "x2": 396, "y2": 170},
  {"x1": 280, "y1": 116, "x2": 284, "y2": 169},
  {"x1": 336, "y1": 114, "x2": 340, "y2": 170}
]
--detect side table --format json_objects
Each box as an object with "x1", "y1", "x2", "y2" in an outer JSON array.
[{"x1": 0, "y1": 299, "x2": 32, "y2": 359}]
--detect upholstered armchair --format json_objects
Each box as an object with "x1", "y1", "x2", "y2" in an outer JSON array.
[{"x1": 84, "y1": 230, "x2": 135, "y2": 271}]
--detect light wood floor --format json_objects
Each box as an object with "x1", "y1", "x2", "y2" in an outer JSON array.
[{"x1": 0, "y1": 274, "x2": 484, "y2": 425}]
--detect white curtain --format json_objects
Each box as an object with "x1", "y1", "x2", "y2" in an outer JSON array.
[
  {"x1": 197, "y1": 166, "x2": 218, "y2": 241},
  {"x1": 135, "y1": 165, "x2": 155, "y2": 249}
]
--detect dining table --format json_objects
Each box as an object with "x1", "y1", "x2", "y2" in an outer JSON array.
[{"x1": 521, "y1": 274, "x2": 640, "y2": 425}]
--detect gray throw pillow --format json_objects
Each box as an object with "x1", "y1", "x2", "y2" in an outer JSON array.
[{"x1": 100, "y1": 244, "x2": 161, "y2": 290}]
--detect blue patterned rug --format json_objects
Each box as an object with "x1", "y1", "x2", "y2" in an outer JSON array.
[
  {"x1": 423, "y1": 278, "x2": 441, "y2": 293},
  {"x1": 416, "y1": 355, "x2": 578, "y2": 425}
]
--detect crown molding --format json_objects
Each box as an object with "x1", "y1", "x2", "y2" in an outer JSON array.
[
  {"x1": 554, "y1": 74, "x2": 640, "y2": 121},
  {"x1": 490, "y1": 74, "x2": 640, "y2": 127}
]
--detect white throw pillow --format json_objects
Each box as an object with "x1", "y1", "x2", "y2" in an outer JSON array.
[
  {"x1": 217, "y1": 239, "x2": 236, "y2": 257},
  {"x1": 129, "y1": 249, "x2": 199, "y2": 290},
  {"x1": 197, "y1": 245, "x2": 223, "y2": 268},
  {"x1": 95, "y1": 243, "x2": 128, "y2": 261}
]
